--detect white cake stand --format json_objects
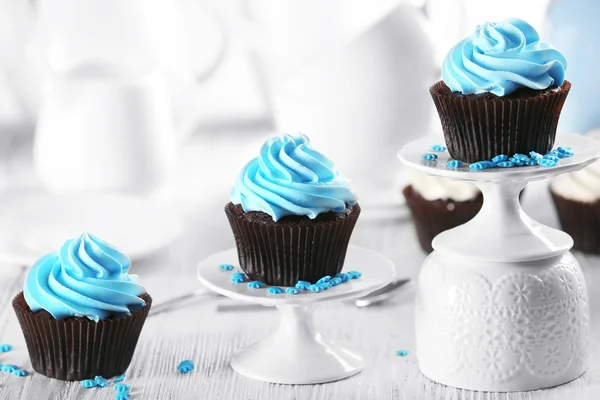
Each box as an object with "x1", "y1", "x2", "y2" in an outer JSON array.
[
  {"x1": 398, "y1": 132, "x2": 600, "y2": 392},
  {"x1": 196, "y1": 245, "x2": 396, "y2": 385}
]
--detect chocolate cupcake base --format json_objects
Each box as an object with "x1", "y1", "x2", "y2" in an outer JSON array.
[
  {"x1": 551, "y1": 191, "x2": 600, "y2": 254},
  {"x1": 13, "y1": 292, "x2": 152, "y2": 381},
  {"x1": 403, "y1": 185, "x2": 483, "y2": 253},
  {"x1": 225, "y1": 202, "x2": 360, "y2": 286},
  {"x1": 430, "y1": 80, "x2": 571, "y2": 163}
]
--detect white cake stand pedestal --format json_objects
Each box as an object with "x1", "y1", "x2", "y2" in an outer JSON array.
[
  {"x1": 398, "y1": 132, "x2": 600, "y2": 392},
  {"x1": 196, "y1": 246, "x2": 396, "y2": 385}
]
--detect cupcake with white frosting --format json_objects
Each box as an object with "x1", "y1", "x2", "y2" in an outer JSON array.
[
  {"x1": 551, "y1": 131, "x2": 600, "y2": 254},
  {"x1": 403, "y1": 172, "x2": 482, "y2": 252}
]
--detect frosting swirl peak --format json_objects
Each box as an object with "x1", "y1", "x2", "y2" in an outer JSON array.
[
  {"x1": 442, "y1": 18, "x2": 567, "y2": 96},
  {"x1": 230, "y1": 134, "x2": 358, "y2": 221},
  {"x1": 24, "y1": 233, "x2": 146, "y2": 321}
]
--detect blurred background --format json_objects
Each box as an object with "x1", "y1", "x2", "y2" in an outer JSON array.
[{"x1": 0, "y1": 0, "x2": 595, "y2": 280}]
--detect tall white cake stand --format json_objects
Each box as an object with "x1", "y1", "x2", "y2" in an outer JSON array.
[
  {"x1": 196, "y1": 246, "x2": 396, "y2": 385},
  {"x1": 398, "y1": 132, "x2": 600, "y2": 392}
]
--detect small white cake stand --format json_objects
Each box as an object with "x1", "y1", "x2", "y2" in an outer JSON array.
[
  {"x1": 398, "y1": 132, "x2": 600, "y2": 392},
  {"x1": 196, "y1": 245, "x2": 396, "y2": 385}
]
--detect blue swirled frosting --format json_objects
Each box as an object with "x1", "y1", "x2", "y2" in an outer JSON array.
[
  {"x1": 24, "y1": 233, "x2": 146, "y2": 321},
  {"x1": 442, "y1": 18, "x2": 567, "y2": 96},
  {"x1": 230, "y1": 134, "x2": 358, "y2": 221}
]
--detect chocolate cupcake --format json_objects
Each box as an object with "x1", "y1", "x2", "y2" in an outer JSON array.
[
  {"x1": 226, "y1": 134, "x2": 360, "y2": 286},
  {"x1": 13, "y1": 233, "x2": 151, "y2": 381},
  {"x1": 431, "y1": 18, "x2": 570, "y2": 163},
  {"x1": 403, "y1": 172, "x2": 483, "y2": 252},
  {"x1": 551, "y1": 133, "x2": 600, "y2": 254}
]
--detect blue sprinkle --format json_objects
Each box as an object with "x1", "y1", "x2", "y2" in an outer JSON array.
[
  {"x1": 95, "y1": 376, "x2": 110, "y2": 387},
  {"x1": 481, "y1": 161, "x2": 496, "y2": 168},
  {"x1": 231, "y1": 272, "x2": 246, "y2": 283},
  {"x1": 430, "y1": 144, "x2": 447, "y2": 152},
  {"x1": 496, "y1": 161, "x2": 515, "y2": 168},
  {"x1": 285, "y1": 287, "x2": 299, "y2": 294},
  {"x1": 12, "y1": 370, "x2": 27, "y2": 377},
  {"x1": 266, "y1": 287, "x2": 283, "y2": 294},
  {"x1": 247, "y1": 281, "x2": 264, "y2": 289},
  {"x1": 529, "y1": 151, "x2": 543, "y2": 160},
  {"x1": 115, "y1": 383, "x2": 131, "y2": 393},
  {"x1": 295, "y1": 280, "x2": 311, "y2": 290},
  {"x1": 469, "y1": 162, "x2": 484, "y2": 170},
  {"x1": 561, "y1": 150, "x2": 574, "y2": 158},
  {"x1": 1, "y1": 364, "x2": 17, "y2": 373},
  {"x1": 308, "y1": 284, "x2": 322, "y2": 293},
  {"x1": 558, "y1": 146, "x2": 572, "y2": 153},
  {"x1": 330, "y1": 277, "x2": 343, "y2": 286},
  {"x1": 492, "y1": 154, "x2": 508, "y2": 163},
  {"x1": 538, "y1": 159, "x2": 557, "y2": 168},
  {"x1": 422, "y1": 153, "x2": 438, "y2": 161},
  {"x1": 508, "y1": 158, "x2": 525, "y2": 166},
  {"x1": 525, "y1": 159, "x2": 537, "y2": 166},
  {"x1": 113, "y1": 375, "x2": 126, "y2": 383},
  {"x1": 178, "y1": 360, "x2": 195, "y2": 374},
  {"x1": 546, "y1": 150, "x2": 560, "y2": 157},
  {"x1": 219, "y1": 264, "x2": 234, "y2": 271},
  {"x1": 0, "y1": 344, "x2": 12, "y2": 353},
  {"x1": 319, "y1": 282, "x2": 332, "y2": 290},
  {"x1": 335, "y1": 273, "x2": 350, "y2": 282},
  {"x1": 316, "y1": 276, "x2": 331, "y2": 284},
  {"x1": 544, "y1": 155, "x2": 560, "y2": 163},
  {"x1": 396, "y1": 350, "x2": 409, "y2": 357},
  {"x1": 513, "y1": 153, "x2": 529, "y2": 160},
  {"x1": 115, "y1": 394, "x2": 131, "y2": 400},
  {"x1": 446, "y1": 159, "x2": 462, "y2": 168},
  {"x1": 82, "y1": 379, "x2": 98, "y2": 388},
  {"x1": 347, "y1": 271, "x2": 362, "y2": 279}
]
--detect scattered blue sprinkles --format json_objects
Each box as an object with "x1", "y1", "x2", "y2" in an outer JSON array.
[
  {"x1": 347, "y1": 271, "x2": 362, "y2": 279},
  {"x1": 492, "y1": 154, "x2": 508, "y2": 163},
  {"x1": 95, "y1": 376, "x2": 110, "y2": 387},
  {"x1": 247, "y1": 281, "x2": 264, "y2": 289},
  {"x1": 115, "y1": 393, "x2": 131, "y2": 400},
  {"x1": 330, "y1": 277, "x2": 343, "y2": 286},
  {"x1": 529, "y1": 151, "x2": 543, "y2": 160},
  {"x1": 1, "y1": 364, "x2": 17, "y2": 373},
  {"x1": 231, "y1": 271, "x2": 246, "y2": 283},
  {"x1": 0, "y1": 344, "x2": 12, "y2": 353},
  {"x1": 178, "y1": 360, "x2": 195, "y2": 374},
  {"x1": 285, "y1": 287, "x2": 299, "y2": 294},
  {"x1": 82, "y1": 379, "x2": 98, "y2": 388},
  {"x1": 422, "y1": 153, "x2": 438, "y2": 161},
  {"x1": 430, "y1": 144, "x2": 447, "y2": 152},
  {"x1": 319, "y1": 282, "x2": 332, "y2": 290},
  {"x1": 446, "y1": 160, "x2": 462, "y2": 168},
  {"x1": 308, "y1": 284, "x2": 322, "y2": 293},
  {"x1": 115, "y1": 383, "x2": 131, "y2": 393},
  {"x1": 219, "y1": 264, "x2": 234, "y2": 271},
  {"x1": 113, "y1": 375, "x2": 126, "y2": 383},
  {"x1": 469, "y1": 162, "x2": 486, "y2": 170},
  {"x1": 335, "y1": 273, "x2": 350, "y2": 282},
  {"x1": 496, "y1": 161, "x2": 514, "y2": 168},
  {"x1": 396, "y1": 350, "x2": 409, "y2": 357},
  {"x1": 295, "y1": 281, "x2": 311, "y2": 290},
  {"x1": 316, "y1": 276, "x2": 331, "y2": 284},
  {"x1": 266, "y1": 287, "x2": 283, "y2": 294}
]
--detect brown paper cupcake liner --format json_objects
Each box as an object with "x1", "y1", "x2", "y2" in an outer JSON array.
[
  {"x1": 403, "y1": 185, "x2": 483, "y2": 253},
  {"x1": 12, "y1": 292, "x2": 152, "y2": 381},
  {"x1": 225, "y1": 202, "x2": 360, "y2": 286},
  {"x1": 430, "y1": 80, "x2": 571, "y2": 163},
  {"x1": 551, "y1": 191, "x2": 600, "y2": 254}
]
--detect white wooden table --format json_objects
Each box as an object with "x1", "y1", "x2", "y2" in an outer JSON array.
[{"x1": 0, "y1": 129, "x2": 599, "y2": 400}]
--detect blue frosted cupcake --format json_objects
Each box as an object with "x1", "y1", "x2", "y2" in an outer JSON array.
[
  {"x1": 12, "y1": 233, "x2": 151, "y2": 381},
  {"x1": 431, "y1": 18, "x2": 570, "y2": 162},
  {"x1": 226, "y1": 134, "x2": 360, "y2": 286}
]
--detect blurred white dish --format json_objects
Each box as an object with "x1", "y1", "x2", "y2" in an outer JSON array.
[{"x1": 0, "y1": 192, "x2": 182, "y2": 265}]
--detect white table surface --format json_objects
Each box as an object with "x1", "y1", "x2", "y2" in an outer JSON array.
[{"x1": 0, "y1": 128, "x2": 599, "y2": 400}]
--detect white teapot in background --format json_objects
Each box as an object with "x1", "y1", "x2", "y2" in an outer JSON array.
[
  {"x1": 242, "y1": 0, "x2": 465, "y2": 206},
  {"x1": 32, "y1": 0, "x2": 227, "y2": 194}
]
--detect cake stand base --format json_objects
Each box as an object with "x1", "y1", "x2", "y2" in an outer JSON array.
[
  {"x1": 197, "y1": 246, "x2": 396, "y2": 384},
  {"x1": 231, "y1": 305, "x2": 363, "y2": 384}
]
